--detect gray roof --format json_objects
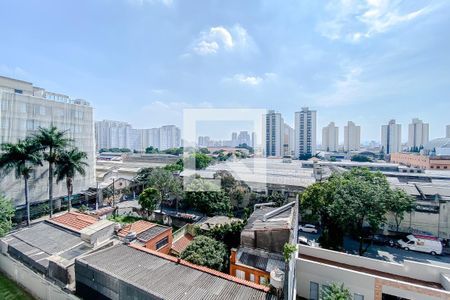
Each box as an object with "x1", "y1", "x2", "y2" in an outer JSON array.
[
  {"x1": 137, "y1": 225, "x2": 169, "y2": 242},
  {"x1": 3, "y1": 221, "x2": 88, "y2": 273},
  {"x1": 237, "y1": 247, "x2": 285, "y2": 273},
  {"x1": 244, "y1": 202, "x2": 294, "y2": 231},
  {"x1": 76, "y1": 244, "x2": 273, "y2": 300}
]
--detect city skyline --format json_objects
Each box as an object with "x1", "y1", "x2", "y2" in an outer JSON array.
[{"x1": 1, "y1": 1, "x2": 449, "y2": 141}]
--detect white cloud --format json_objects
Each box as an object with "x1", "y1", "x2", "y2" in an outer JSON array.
[
  {"x1": 318, "y1": 0, "x2": 437, "y2": 42},
  {"x1": 223, "y1": 72, "x2": 277, "y2": 87},
  {"x1": 127, "y1": 0, "x2": 173, "y2": 7},
  {"x1": 191, "y1": 24, "x2": 252, "y2": 55}
]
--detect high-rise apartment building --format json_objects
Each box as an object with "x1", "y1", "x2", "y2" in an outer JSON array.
[
  {"x1": 141, "y1": 128, "x2": 160, "y2": 150},
  {"x1": 264, "y1": 110, "x2": 284, "y2": 157},
  {"x1": 446, "y1": 125, "x2": 450, "y2": 138},
  {"x1": 237, "y1": 131, "x2": 251, "y2": 146},
  {"x1": 283, "y1": 123, "x2": 295, "y2": 156},
  {"x1": 408, "y1": 118, "x2": 429, "y2": 150},
  {"x1": 344, "y1": 121, "x2": 361, "y2": 152},
  {"x1": 322, "y1": 122, "x2": 339, "y2": 152},
  {"x1": 381, "y1": 119, "x2": 402, "y2": 154},
  {"x1": 95, "y1": 120, "x2": 132, "y2": 150},
  {"x1": 294, "y1": 107, "x2": 316, "y2": 158},
  {"x1": 0, "y1": 76, "x2": 95, "y2": 205},
  {"x1": 159, "y1": 125, "x2": 181, "y2": 150}
]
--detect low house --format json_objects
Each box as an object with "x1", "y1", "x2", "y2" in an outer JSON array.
[
  {"x1": 170, "y1": 224, "x2": 196, "y2": 256},
  {"x1": 75, "y1": 244, "x2": 274, "y2": 300},
  {"x1": 230, "y1": 201, "x2": 298, "y2": 287},
  {"x1": 117, "y1": 220, "x2": 172, "y2": 254},
  {"x1": 0, "y1": 211, "x2": 116, "y2": 289}
]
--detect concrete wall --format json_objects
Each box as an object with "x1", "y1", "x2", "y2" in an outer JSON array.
[
  {"x1": 0, "y1": 254, "x2": 78, "y2": 300},
  {"x1": 296, "y1": 245, "x2": 450, "y2": 300}
]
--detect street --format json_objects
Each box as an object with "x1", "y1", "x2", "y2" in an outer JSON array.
[{"x1": 299, "y1": 231, "x2": 450, "y2": 268}]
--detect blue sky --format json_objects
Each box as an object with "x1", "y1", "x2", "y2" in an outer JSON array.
[{"x1": 1, "y1": 0, "x2": 449, "y2": 142}]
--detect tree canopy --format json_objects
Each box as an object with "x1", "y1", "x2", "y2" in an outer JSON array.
[
  {"x1": 139, "y1": 187, "x2": 161, "y2": 216},
  {"x1": 180, "y1": 235, "x2": 228, "y2": 271},
  {"x1": 321, "y1": 283, "x2": 352, "y2": 300},
  {"x1": 184, "y1": 178, "x2": 231, "y2": 216},
  {"x1": 386, "y1": 188, "x2": 415, "y2": 232},
  {"x1": 0, "y1": 194, "x2": 14, "y2": 237},
  {"x1": 350, "y1": 154, "x2": 372, "y2": 162}
]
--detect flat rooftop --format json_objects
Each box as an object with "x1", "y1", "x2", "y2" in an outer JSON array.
[{"x1": 76, "y1": 244, "x2": 273, "y2": 300}]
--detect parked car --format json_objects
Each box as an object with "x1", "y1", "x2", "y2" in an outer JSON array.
[
  {"x1": 298, "y1": 236, "x2": 309, "y2": 245},
  {"x1": 299, "y1": 224, "x2": 318, "y2": 234},
  {"x1": 397, "y1": 234, "x2": 443, "y2": 255}
]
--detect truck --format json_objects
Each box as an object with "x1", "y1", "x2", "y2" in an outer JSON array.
[{"x1": 397, "y1": 234, "x2": 442, "y2": 255}]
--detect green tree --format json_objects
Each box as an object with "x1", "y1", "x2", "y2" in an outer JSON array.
[
  {"x1": 0, "y1": 194, "x2": 14, "y2": 237},
  {"x1": 147, "y1": 168, "x2": 181, "y2": 209},
  {"x1": 54, "y1": 148, "x2": 88, "y2": 212},
  {"x1": 145, "y1": 146, "x2": 159, "y2": 154},
  {"x1": 202, "y1": 221, "x2": 245, "y2": 251},
  {"x1": 350, "y1": 155, "x2": 372, "y2": 162},
  {"x1": 181, "y1": 235, "x2": 228, "y2": 271},
  {"x1": 185, "y1": 153, "x2": 212, "y2": 169},
  {"x1": 32, "y1": 126, "x2": 71, "y2": 217},
  {"x1": 321, "y1": 283, "x2": 352, "y2": 300},
  {"x1": 386, "y1": 188, "x2": 415, "y2": 232},
  {"x1": 0, "y1": 138, "x2": 42, "y2": 226},
  {"x1": 269, "y1": 191, "x2": 286, "y2": 207},
  {"x1": 184, "y1": 178, "x2": 231, "y2": 215},
  {"x1": 329, "y1": 168, "x2": 391, "y2": 255},
  {"x1": 164, "y1": 159, "x2": 183, "y2": 172},
  {"x1": 138, "y1": 187, "x2": 161, "y2": 217}
]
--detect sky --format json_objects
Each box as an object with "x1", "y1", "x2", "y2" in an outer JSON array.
[{"x1": 1, "y1": 0, "x2": 449, "y2": 142}]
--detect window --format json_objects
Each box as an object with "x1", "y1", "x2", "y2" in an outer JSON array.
[
  {"x1": 354, "y1": 294, "x2": 364, "y2": 300},
  {"x1": 235, "y1": 269, "x2": 245, "y2": 279},
  {"x1": 310, "y1": 282, "x2": 319, "y2": 300},
  {"x1": 14, "y1": 89, "x2": 23, "y2": 94},
  {"x1": 155, "y1": 236, "x2": 169, "y2": 250},
  {"x1": 249, "y1": 273, "x2": 255, "y2": 282},
  {"x1": 259, "y1": 276, "x2": 268, "y2": 285}
]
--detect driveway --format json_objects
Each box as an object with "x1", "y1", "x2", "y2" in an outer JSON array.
[{"x1": 298, "y1": 231, "x2": 450, "y2": 268}]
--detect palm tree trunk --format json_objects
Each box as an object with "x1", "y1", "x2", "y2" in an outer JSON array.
[
  {"x1": 24, "y1": 177, "x2": 30, "y2": 226},
  {"x1": 67, "y1": 177, "x2": 73, "y2": 212},
  {"x1": 49, "y1": 147, "x2": 53, "y2": 218}
]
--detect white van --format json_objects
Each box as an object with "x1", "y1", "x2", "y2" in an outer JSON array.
[{"x1": 397, "y1": 234, "x2": 442, "y2": 255}]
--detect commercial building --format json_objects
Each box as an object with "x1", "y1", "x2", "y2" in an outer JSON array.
[
  {"x1": 390, "y1": 153, "x2": 450, "y2": 170},
  {"x1": 230, "y1": 202, "x2": 298, "y2": 287},
  {"x1": 344, "y1": 121, "x2": 361, "y2": 152},
  {"x1": 296, "y1": 244, "x2": 450, "y2": 300},
  {"x1": 264, "y1": 110, "x2": 284, "y2": 157},
  {"x1": 322, "y1": 122, "x2": 339, "y2": 152},
  {"x1": 408, "y1": 118, "x2": 429, "y2": 150},
  {"x1": 75, "y1": 244, "x2": 273, "y2": 300},
  {"x1": 381, "y1": 119, "x2": 402, "y2": 154},
  {"x1": 295, "y1": 107, "x2": 317, "y2": 158},
  {"x1": 0, "y1": 75, "x2": 95, "y2": 206}
]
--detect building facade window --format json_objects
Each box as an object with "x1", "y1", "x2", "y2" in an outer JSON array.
[
  {"x1": 155, "y1": 236, "x2": 169, "y2": 250},
  {"x1": 259, "y1": 276, "x2": 268, "y2": 285},
  {"x1": 235, "y1": 269, "x2": 245, "y2": 280},
  {"x1": 249, "y1": 273, "x2": 255, "y2": 282},
  {"x1": 310, "y1": 282, "x2": 319, "y2": 300},
  {"x1": 354, "y1": 293, "x2": 364, "y2": 300}
]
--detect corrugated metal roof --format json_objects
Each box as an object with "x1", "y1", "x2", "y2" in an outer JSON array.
[{"x1": 76, "y1": 244, "x2": 274, "y2": 300}]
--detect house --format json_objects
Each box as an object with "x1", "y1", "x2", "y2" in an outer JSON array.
[
  {"x1": 117, "y1": 220, "x2": 172, "y2": 254},
  {"x1": 75, "y1": 243, "x2": 274, "y2": 300},
  {"x1": 230, "y1": 201, "x2": 298, "y2": 287},
  {"x1": 0, "y1": 211, "x2": 115, "y2": 291}
]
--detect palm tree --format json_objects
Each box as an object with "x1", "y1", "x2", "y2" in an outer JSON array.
[
  {"x1": 0, "y1": 138, "x2": 42, "y2": 226},
  {"x1": 32, "y1": 126, "x2": 71, "y2": 217},
  {"x1": 54, "y1": 148, "x2": 88, "y2": 212}
]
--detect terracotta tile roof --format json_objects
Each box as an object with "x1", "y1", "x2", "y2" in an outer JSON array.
[
  {"x1": 129, "y1": 243, "x2": 271, "y2": 293},
  {"x1": 49, "y1": 212, "x2": 97, "y2": 232},
  {"x1": 117, "y1": 220, "x2": 155, "y2": 237},
  {"x1": 171, "y1": 233, "x2": 194, "y2": 254}
]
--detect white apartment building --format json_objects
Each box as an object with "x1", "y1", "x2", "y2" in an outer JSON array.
[
  {"x1": 264, "y1": 110, "x2": 284, "y2": 157},
  {"x1": 95, "y1": 120, "x2": 132, "y2": 150},
  {"x1": 322, "y1": 122, "x2": 339, "y2": 152},
  {"x1": 0, "y1": 76, "x2": 95, "y2": 206},
  {"x1": 408, "y1": 118, "x2": 429, "y2": 150},
  {"x1": 284, "y1": 123, "x2": 295, "y2": 157},
  {"x1": 381, "y1": 119, "x2": 402, "y2": 154},
  {"x1": 294, "y1": 107, "x2": 317, "y2": 158},
  {"x1": 159, "y1": 125, "x2": 181, "y2": 150},
  {"x1": 446, "y1": 125, "x2": 450, "y2": 138},
  {"x1": 344, "y1": 121, "x2": 361, "y2": 152},
  {"x1": 141, "y1": 127, "x2": 160, "y2": 150}
]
